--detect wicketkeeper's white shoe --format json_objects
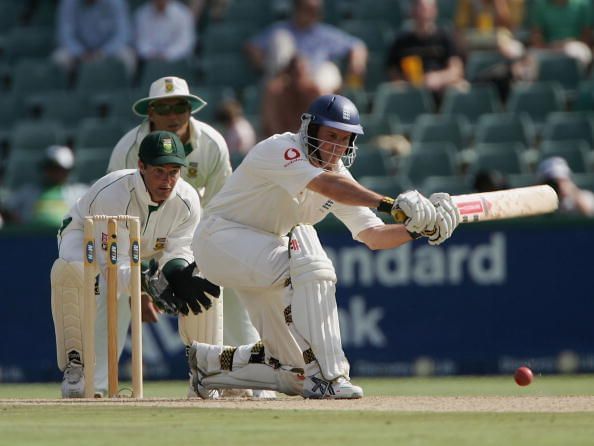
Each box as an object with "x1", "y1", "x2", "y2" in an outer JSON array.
[
  {"x1": 302, "y1": 374, "x2": 363, "y2": 399},
  {"x1": 61, "y1": 362, "x2": 85, "y2": 398}
]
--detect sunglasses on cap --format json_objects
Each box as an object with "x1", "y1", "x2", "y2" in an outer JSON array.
[{"x1": 150, "y1": 101, "x2": 190, "y2": 115}]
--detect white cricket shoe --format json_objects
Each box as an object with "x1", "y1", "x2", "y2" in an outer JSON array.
[
  {"x1": 187, "y1": 344, "x2": 220, "y2": 399},
  {"x1": 302, "y1": 374, "x2": 363, "y2": 399},
  {"x1": 61, "y1": 363, "x2": 85, "y2": 398},
  {"x1": 252, "y1": 390, "x2": 277, "y2": 399}
]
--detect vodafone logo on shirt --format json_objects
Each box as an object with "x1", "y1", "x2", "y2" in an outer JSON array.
[
  {"x1": 284, "y1": 148, "x2": 300, "y2": 160},
  {"x1": 283, "y1": 148, "x2": 304, "y2": 167}
]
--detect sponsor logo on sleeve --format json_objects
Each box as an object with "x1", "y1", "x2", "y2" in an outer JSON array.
[{"x1": 283, "y1": 148, "x2": 304, "y2": 167}]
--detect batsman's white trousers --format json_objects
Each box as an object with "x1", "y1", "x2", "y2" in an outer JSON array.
[{"x1": 192, "y1": 216, "x2": 304, "y2": 369}]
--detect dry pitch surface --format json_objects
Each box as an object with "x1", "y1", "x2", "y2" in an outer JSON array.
[{"x1": 3, "y1": 396, "x2": 594, "y2": 412}]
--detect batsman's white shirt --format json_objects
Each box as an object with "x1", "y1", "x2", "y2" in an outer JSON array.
[
  {"x1": 193, "y1": 132, "x2": 383, "y2": 368},
  {"x1": 205, "y1": 132, "x2": 383, "y2": 236},
  {"x1": 108, "y1": 118, "x2": 231, "y2": 208}
]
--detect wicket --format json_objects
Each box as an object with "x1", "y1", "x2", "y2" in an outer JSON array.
[{"x1": 83, "y1": 215, "x2": 143, "y2": 398}]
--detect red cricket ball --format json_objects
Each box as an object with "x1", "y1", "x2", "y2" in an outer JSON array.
[{"x1": 514, "y1": 366, "x2": 533, "y2": 386}]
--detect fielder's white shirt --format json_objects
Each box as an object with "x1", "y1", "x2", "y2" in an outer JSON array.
[
  {"x1": 108, "y1": 118, "x2": 231, "y2": 208},
  {"x1": 206, "y1": 132, "x2": 383, "y2": 238},
  {"x1": 61, "y1": 169, "x2": 200, "y2": 266}
]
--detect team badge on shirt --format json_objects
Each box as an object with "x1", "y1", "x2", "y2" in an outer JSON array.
[
  {"x1": 154, "y1": 238, "x2": 167, "y2": 250},
  {"x1": 187, "y1": 162, "x2": 198, "y2": 178}
]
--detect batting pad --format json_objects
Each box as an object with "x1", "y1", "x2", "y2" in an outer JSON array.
[
  {"x1": 178, "y1": 293, "x2": 223, "y2": 346},
  {"x1": 288, "y1": 225, "x2": 349, "y2": 381},
  {"x1": 50, "y1": 259, "x2": 86, "y2": 371}
]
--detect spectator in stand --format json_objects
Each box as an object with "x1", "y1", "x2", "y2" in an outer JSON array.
[
  {"x1": 0, "y1": 145, "x2": 88, "y2": 227},
  {"x1": 215, "y1": 98, "x2": 257, "y2": 155},
  {"x1": 53, "y1": 0, "x2": 136, "y2": 75},
  {"x1": 529, "y1": 0, "x2": 593, "y2": 69},
  {"x1": 245, "y1": 0, "x2": 368, "y2": 93},
  {"x1": 537, "y1": 157, "x2": 594, "y2": 216},
  {"x1": 386, "y1": 0, "x2": 467, "y2": 104},
  {"x1": 134, "y1": 0, "x2": 196, "y2": 62},
  {"x1": 261, "y1": 55, "x2": 322, "y2": 137}
]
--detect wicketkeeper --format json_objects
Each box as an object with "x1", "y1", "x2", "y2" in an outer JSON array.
[{"x1": 51, "y1": 131, "x2": 219, "y2": 398}]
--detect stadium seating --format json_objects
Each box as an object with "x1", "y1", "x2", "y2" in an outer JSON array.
[
  {"x1": 11, "y1": 59, "x2": 68, "y2": 95},
  {"x1": 474, "y1": 113, "x2": 535, "y2": 148},
  {"x1": 10, "y1": 120, "x2": 64, "y2": 151},
  {"x1": 419, "y1": 174, "x2": 472, "y2": 196},
  {"x1": 2, "y1": 150, "x2": 45, "y2": 190},
  {"x1": 74, "y1": 118, "x2": 127, "y2": 149},
  {"x1": 70, "y1": 147, "x2": 113, "y2": 184},
  {"x1": 371, "y1": 83, "x2": 435, "y2": 133},
  {"x1": 538, "y1": 140, "x2": 591, "y2": 173},
  {"x1": 506, "y1": 82, "x2": 565, "y2": 129},
  {"x1": 401, "y1": 143, "x2": 458, "y2": 185},
  {"x1": 358, "y1": 175, "x2": 411, "y2": 196},
  {"x1": 470, "y1": 143, "x2": 528, "y2": 175},
  {"x1": 440, "y1": 84, "x2": 502, "y2": 126},
  {"x1": 349, "y1": 146, "x2": 395, "y2": 179},
  {"x1": 75, "y1": 58, "x2": 132, "y2": 94},
  {"x1": 541, "y1": 112, "x2": 594, "y2": 149},
  {"x1": 410, "y1": 114, "x2": 469, "y2": 152},
  {"x1": 535, "y1": 52, "x2": 583, "y2": 97},
  {"x1": 138, "y1": 59, "x2": 198, "y2": 92}
]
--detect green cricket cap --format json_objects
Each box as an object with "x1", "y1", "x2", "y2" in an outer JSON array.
[{"x1": 138, "y1": 131, "x2": 187, "y2": 167}]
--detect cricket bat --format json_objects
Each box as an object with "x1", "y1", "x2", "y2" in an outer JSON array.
[{"x1": 393, "y1": 185, "x2": 559, "y2": 224}]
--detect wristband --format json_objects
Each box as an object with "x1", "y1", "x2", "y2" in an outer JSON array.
[{"x1": 377, "y1": 196, "x2": 395, "y2": 214}]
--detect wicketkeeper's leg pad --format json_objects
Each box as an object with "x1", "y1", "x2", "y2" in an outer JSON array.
[
  {"x1": 51, "y1": 259, "x2": 85, "y2": 371},
  {"x1": 286, "y1": 224, "x2": 349, "y2": 381}
]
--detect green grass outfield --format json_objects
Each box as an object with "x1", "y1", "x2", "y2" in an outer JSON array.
[{"x1": 2, "y1": 375, "x2": 594, "y2": 446}]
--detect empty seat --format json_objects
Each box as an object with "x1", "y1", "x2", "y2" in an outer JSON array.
[
  {"x1": 11, "y1": 59, "x2": 68, "y2": 94},
  {"x1": 11, "y1": 120, "x2": 64, "y2": 151},
  {"x1": 74, "y1": 118, "x2": 126, "y2": 149},
  {"x1": 343, "y1": 0, "x2": 402, "y2": 26},
  {"x1": 371, "y1": 83, "x2": 435, "y2": 133},
  {"x1": 465, "y1": 50, "x2": 508, "y2": 83},
  {"x1": 200, "y1": 54, "x2": 258, "y2": 89},
  {"x1": 402, "y1": 143, "x2": 458, "y2": 185},
  {"x1": 474, "y1": 113, "x2": 535, "y2": 147},
  {"x1": 573, "y1": 173, "x2": 594, "y2": 192},
  {"x1": 358, "y1": 175, "x2": 411, "y2": 197},
  {"x1": 70, "y1": 147, "x2": 113, "y2": 184},
  {"x1": 189, "y1": 85, "x2": 236, "y2": 121},
  {"x1": 506, "y1": 82, "x2": 565, "y2": 128},
  {"x1": 139, "y1": 59, "x2": 197, "y2": 92},
  {"x1": 410, "y1": 114, "x2": 469, "y2": 151},
  {"x1": 202, "y1": 23, "x2": 257, "y2": 56},
  {"x1": 535, "y1": 52, "x2": 583, "y2": 95},
  {"x1": 3, "y1": 27, "x2": 55, "y2": 62},
  {"x1": 364, "y1": 54, "x2": 390, "y2": 91},
  {"x1": 2, "y1": 150, "x2": 45, "y2": 190},
  {"x1": 539, "y1": 140, "x2": 590, "y2": 173},
  {"x1": 358, "y1": 114, "x2": 396, "y2": 141},
  {"x1": 222, "y1": 0, "x2": 273, "y2": 25},
  {"x1": 440, "y1": 84, "x2": 502, "y2": 125},
  {"x1": 420, "y1": 175, "x2": 472, "y2": 196},
  {"x1": 89, "y1": 88, "x2": 144, "y2": 121},
  {"x1": 75, "y1": 58, "x2": 131, "y2": 93},
  {"x1": 471, "y1": 144, "x2": 528, "y2": 175},
  {"x1": 349, "y1": 146, "x2": 394, "y2": 179},
  {"x1": 573, "y1": 80, "x2": 594, "y2": 112},
  {"x1": 541, "y1": 112, "x2": 594, "y2": 149},
  {"x1": 25, "y1": 91, "x2": 90, "y2": 125},
  {"x1": 340, "y1": 20, "x2": 391, "y2": 53}
]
